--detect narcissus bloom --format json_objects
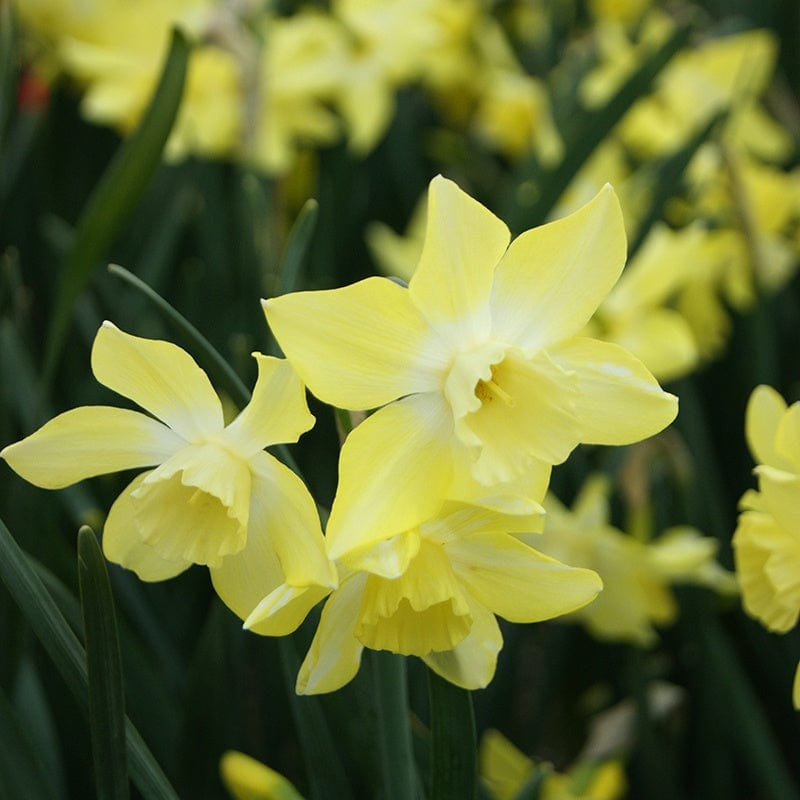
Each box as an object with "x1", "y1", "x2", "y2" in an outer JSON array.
[
  {"x1": 532, "y1": 475, "x2": 735, "y2": 645},
  {"x1": 1, "y1": 323, "x2": 334, "y2": 602},
  {"x1": 265, "y1": 176, "x2": 677, "y2": 562},
  {"x1": 479, "y1": 728, "x2": 627, "y2": 800},
  {"x1": 220, "y1": 751, "x2": 304, "y2": 800},
  {"x1": 240, "y1": 502, "x2": 602, "y2": 694},
  {"x1": 734, "y1": 385, "x2": 800, "y2": 708}
]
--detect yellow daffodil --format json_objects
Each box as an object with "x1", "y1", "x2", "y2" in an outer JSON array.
[
  {"x1": 264, "y1": 176, "x2": 678, "y2": 563},
  {"x1": 239, "y1": 502, "x2": 601, "y2": 693},
  {"x1": 480, "y1": 728, "x2": 627, "y2": 800},
  {"x1": 733, "y1": 385, "x2": 800, "y2": 708},
  {"x1": 220, "y1": 751, "x2": 305, "y2": 800},
  {"x1": 532, "y1": 475, "x2": 735, "y2": 645},
  {"x1": 1, "y1": 323, "x2": 335, "y2": 609},
  {"x1": 588, "y1": 222, "x2": 728, "y2": 382}
]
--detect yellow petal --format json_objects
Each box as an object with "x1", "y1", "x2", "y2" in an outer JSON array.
[
  {"x1": 241, "y1": 583, "x2": 332, "y2": 637},
  {"x1": 422, "y1": 503, "x2": 544, "y2": 545},
  {"x1": 327, "y1": 393, "x2": 454, "y2": 562},
  {"x1": 91, "y1": 322, "x2": 223, "y2": 440},
  {"x1": 297, "y1": 574, "x2": 367, "y2": 695},
  {"x1": 345, "y1": 528, "x2": 421, "y2": 580},
  {"x1": 1, "y1": 406, "x2": 184, "y2": 489},
  {"x1": 210, "y1": 452, "x2": 335, "y2": 631},
  {"x1": 447, "y1": 533, "x2": 602, "y2": 623},
  {"x1": 757, "y1": 469, "x2": 800, "y2": 539},
  {"x1": 794, "y1": 660, "x2": 800, "y2": 710},
  {"x1": 223, "y1": 354, "x2": 314, "y2": 454},
  {"x1": 549, "y1": 337, "x2": 678, "y2": 445},
  {"x1": 132, "y1": 443, "x2": 251, "y2": 567},
  {"x1": 262, "y1": 277, "x2": 446, "y2": 410},
  {"x1": 490, "y1": 185, "x2": 626, "y2": 351},
  {"x1": 102, "y1": 474, "x2": 191, "y2": 582},
  {"x1": 409, "y1": 175, "x2": 509, "y2": 337},
  {"x1": 422, "y1": 593, "x2": 503, "y2": 690},
  {"x1": 774, "y1": 403, "x2": 800, "y2": 473},
  {"x1": 219, "y1": 750, "x2": 305, "y2": 800},
  {"x1": 746, "y1": 385, "x2": 788, "y2": 468}
]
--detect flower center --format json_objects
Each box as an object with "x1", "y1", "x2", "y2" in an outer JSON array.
[
  {"x1": 474, "y1": 364, "x2": 516, "y2": 407},
  {"x1": 355, "y1": 539, "x2": 471, "y2": 656},
  {"x1": 131, "y1": 442, "x2": 251, "y2": 567}
]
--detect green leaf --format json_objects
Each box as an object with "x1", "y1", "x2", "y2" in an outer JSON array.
[
  {"x1": 278, "y1": 636, "x2": 354, "y2": 800},
  {"x1": 427, "y1": 669, "x2": 476, "y2": 800},
  {"x1": 503, "y1": 20, "x2": 693, "y2": 232},
  {"x1": 0, "y1": 517, "x2": 179, "y2": 800},
  {"x1": 78, "y1": 526, "x2": 129, "y2": 800},
  {"x1": 371, "y1": 651, "x2": 417, "y2": 800},
  {"x1": 279, "y1": 198, "x2": 319, "y2": 295},
  {"x1": 0, "y1": 682, "x2": 58, "y2": 800},
  {"x1": 43, "y1": 27, "x2": 191, "y2": 382}
]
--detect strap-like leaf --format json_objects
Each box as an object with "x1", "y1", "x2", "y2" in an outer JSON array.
[
  {"x1": 78, "y1": 526, "x2": 129, "y2": 800},
  {"x1": 0, "y1": 517, "x2": 179, "y2": 800},
  {"x1": 43, "y1": 27, "x2": 191, "y2": 381}
]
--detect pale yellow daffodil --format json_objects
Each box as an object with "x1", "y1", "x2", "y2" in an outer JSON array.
[
  {"x1": 1, "y1": 323, "x2": 335, "y2": 608},
  {"x1": 264, "y1": 176, "x2": 678, "y2": 563},
  {"x1": 531, "y1": 475, "x2": 735, "y2": 645},
  {"x1": 480, "y1": 728, "x2": 627, "y2": 800},
  {"x1": 239, "y1": 502, "x2": 601, "y2": 694},
  {"x1": 733, "y1": 385, "x2": 800, "y2": 707}
]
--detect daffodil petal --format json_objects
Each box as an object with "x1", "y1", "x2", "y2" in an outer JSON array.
[
  {"x1": 549, "y1": 337, "x2": 677, "y2": 445},
  {"x1": 746, "y1": 385, "x2": 788, "y2": 468},
  {"x1": 250, "y1": 451, "x2": 336, "y2": 587},
  {"x1": 102, "y1": 473, "x2": 191, "y2": 581},
  {"x1": 263, "y1": 277, "x2": 446, "y2": 410},
  {"x1": 91, "y1": 322, "x2": 223, "y2": 440},
  {"x1": 1, "y1": 406, "x2": 183, "y2": 489},
  {"x1": 490, "y1": 185, "x2": 626, "y2": 351},
  {"x1": 793, "y1": 660, "x2": 800, "y2": 710},
  {"x1": 448, "y1": 533, "x2": 602, "y2": 622},
  {"x1": 423, "y1": 503, "x2": 543, "y2": 546},
  {"x1": 241, "y1": 583, "x2": 332, "y2": 637},
  {"x1": 756, "y1": 469, "x2": 800, "y2": 539},
  {"x1": 409, "y1": 175, "x2": 509, "y2": 336},
  {"x1": 774, "y1": 403, "x2": 800, "y2": 473},
  {"x1": 422, "y1": 593, "x2": 502, "y2": 690},
  {"x1": 223, "y1": 354, "x2": 314, "y2": 454},
  {"x1": 327, "y1": 393, "x2": 455, "y2": 562},
  {"x1": 297, "y1": 574, "x2": 367, "y2": 695}
]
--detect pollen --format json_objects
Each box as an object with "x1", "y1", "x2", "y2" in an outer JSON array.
[{"x1": 475, "y1": 366, "x2": 516, "y2": 407}]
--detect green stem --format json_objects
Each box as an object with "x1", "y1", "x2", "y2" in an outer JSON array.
[
  {"x1": 372, "y1": 651, "x2": 416, "y2": 800},
  {"x1": 427, "y1": 668, "x2": 476, "y2": 800}
]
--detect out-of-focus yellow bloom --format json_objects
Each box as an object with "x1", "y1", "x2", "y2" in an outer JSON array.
[
  {"x1": 239, "y1": 502, "x2": 601, "y2": 694},
  {"x1": 480, "y1": 728, "x2": 627, "y2": 800},
  {"x1": 1, "y1": 323, "x2": 335, "y2": 618},
  {"x1": 265, "y1": 176, "x2": 677, "y2": 564},
  {"x1": 734, "y1": 385, "x2": 800, "y2": 708},
  {"x1": 530, "y1": 475, "x2": 735, "y2": 645},
  {"x1": 588, "y1": 0, "x2": 651, "y2": 26},
  {"x1": 618, "y1": 29, "x2": 778, "y2": 159},
  {"x1": 366, "y1": 194, "x2": 426, "y2": 284},
  {"x1": 588, "y1": 223, "x2": 706, "y2": 382},
  {"x1": 220, "y1": 751, "x2": 305, "y2": 800}
]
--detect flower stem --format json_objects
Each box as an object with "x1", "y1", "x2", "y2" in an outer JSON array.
[
  {"x1": 372, "y1": 651, "x2": 417, "y2": 800},
  {"x1": 427, "y1": 668, "x2": 476, "y2": 800}
]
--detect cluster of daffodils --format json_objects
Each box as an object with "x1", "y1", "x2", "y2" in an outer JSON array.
[
  {"x1": 534, "y1": 475, "x2": 735, "y2": 646},
  {"x1": 3, "y1": 176, "x2": 683, "y2": 692},
  {"x1": 13, "y1": 0, "x2": 562, "y2": 173},
  {"x1": 733, "y1": 385, "x2": 800, "y2": 709}
]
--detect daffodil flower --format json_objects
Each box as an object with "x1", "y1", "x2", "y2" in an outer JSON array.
[
  {"x1": 238, "y1": 501, "x2": 601, "y2": 693},
  {"x1": 264, "y1": 176, "x2": 678, "y2": 563},
  {"x1": 1, "y1": 322, "x2": 335, "y2": 608},
  {"x1": 733, "y1": 384, "x2": 800, "y2": 707}
]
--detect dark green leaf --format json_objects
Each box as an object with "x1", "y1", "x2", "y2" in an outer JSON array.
[
  {"x1": 279, "y1": 198, "x2": 319, "y2": 295},
  {"x1": 77, "y1": 526, "x2": 129, "y2": 800},
  {"x1": 43, "y1": 27, "x2": 191, "y2": 381},
  {"x1": 0, "y1": 517, "x2": 179, "y2": 800}
]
